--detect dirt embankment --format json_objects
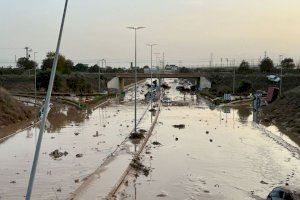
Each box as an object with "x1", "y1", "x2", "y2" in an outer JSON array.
[
  {"x1": 0, "y1": 87, "x2": 33, "y2": 132},
  {"x1": 262, "y1": 86, "x2": 300, "y2": 136}
]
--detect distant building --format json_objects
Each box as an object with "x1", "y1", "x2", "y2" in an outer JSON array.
[{"x1": 164, "y1": 64, "x2": 178, "y2": 72}]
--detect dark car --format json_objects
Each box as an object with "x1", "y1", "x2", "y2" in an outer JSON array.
[{"x1": 267, "y1": 186, "x2": 300, "y2": 200}]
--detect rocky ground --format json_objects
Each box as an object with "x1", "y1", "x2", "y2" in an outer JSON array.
[{"x1": 262, "y1": 86, "x2": 300, "y2": 137}]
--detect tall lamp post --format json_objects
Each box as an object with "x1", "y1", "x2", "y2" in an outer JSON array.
[
  {"x1": 147, "y1": 43, "x2": 157, "y2": 109},
  {"x1": 33, "y1": 52, "x2": 38, "y2": 108},
  {"x1": 127, "y1": 26, "x2": 145, "y2": 134},
  {"x1": 279, "y1": 55, "x2": 283, "y2": 96},
  {"x1": 98, "y1": 59, "x2": 105, "y2": 94}
]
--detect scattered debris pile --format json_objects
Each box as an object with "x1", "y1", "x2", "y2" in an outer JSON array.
[
  {"x1": 130, "y1": 157, "x2": 150, "y2": 177},
  {"x1": 0, "y1": 87, "x2": 32, "y2": 128},
  {"x1": 262, "y1": 86, "x2": 300, "y2": 135},
  {"x1": 129, "y1": 129, "x2": 147, "y2": 140}
]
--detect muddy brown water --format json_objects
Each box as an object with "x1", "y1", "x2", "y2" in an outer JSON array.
[{"x1": 0, "y1": 79, "x2": 299, "y2": 200}]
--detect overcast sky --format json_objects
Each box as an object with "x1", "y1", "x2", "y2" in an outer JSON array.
[{"x1": 1, "y1": 0, "x2": 300, "y2": 67}]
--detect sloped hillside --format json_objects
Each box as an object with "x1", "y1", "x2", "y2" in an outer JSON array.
[
  {"x1": 0, "y1": 87, "x2": 32, "y2": 128},
  {"x1": 262, "y1": 86, "x2": 300, "y2": 135}
]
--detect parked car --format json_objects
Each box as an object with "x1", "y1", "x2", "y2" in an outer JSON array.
[
  {"x1": 161, "y1": 96, "x2": 172, "y2": 104},
  {"x1": 267, "y1": 186, "x2": 300, "y2": 200}
]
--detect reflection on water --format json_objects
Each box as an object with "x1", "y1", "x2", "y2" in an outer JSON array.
[
  {"x1": 236, "y1": 106, "x2": 252, "y2": 124},
  {"x1": 46, "y1": 105, "x2": 90, "y2": 133}
]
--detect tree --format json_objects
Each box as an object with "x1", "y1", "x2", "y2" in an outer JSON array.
[
  {"x1": 238, "y1": 60, "x2": 250, "y2": 72},
  {"x1": 281, "y1": 58, "x2": 295, "y2": 69},
  {"x1": 88, "y1": 64, "x2": 100, "y2": 73},
  {"x1": 236, "y1": 81, "x2": 252, "y2": 95},
  {"x1": 66, "y1": 74, "x2": 91, "y2": 94},
  {"x1": 73, "y1": 63, "x2": 89, "y2": 72},
  {"x1": 41, "y1": 52, "x2": 73, "y2": 74},
  {"x1": 37, "y1": 70, "x2": 62, "y2": 92},
  {"x1": 259, "y1": 57, "x2": 274, "y2": 72},
  {"x1": 17, "y1": 57, "x2": 37, "y2": 70}
]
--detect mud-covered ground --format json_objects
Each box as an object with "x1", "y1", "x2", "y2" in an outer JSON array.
[{"x1": 262, "y1": 86, "x2": 300, "y2": 140}]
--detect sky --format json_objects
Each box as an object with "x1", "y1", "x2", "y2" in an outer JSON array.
[{"x1": 1, "y1": 0, "x2": 300, "y2": 67}]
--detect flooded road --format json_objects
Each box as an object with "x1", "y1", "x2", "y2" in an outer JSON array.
[
  {"x1": 0, "y1": 79, "x2": 299, "y2": 200},
  {"x1": 116, "y1": 80, "x2": 300, "y2": 200},
  {"x1": 0, "y1": 85, "x2": 152, "y2": 199}
]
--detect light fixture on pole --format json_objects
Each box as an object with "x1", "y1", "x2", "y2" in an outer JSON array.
[{"x1": 127, "y1": 26, "x2": 145, "y2": 134}]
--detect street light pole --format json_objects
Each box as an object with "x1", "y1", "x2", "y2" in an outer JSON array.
[
  {"x1": 279, "y1": 55, "x2": 283, "y2": 96},
  {"x1": 127, "y1": 26, "x2": 145, "y2": 134},
  {"x1": 98, "y1": 60, "x2": 101, "y2": 94},
  {"x1": 25, "y1": 0, "x2": 69, "y2": 199},
  {"x1": 147, "y1": 44, "x2": 157, "y2": 109},
  {"x1": 34, "y1": 52, "x2": 38, "y2": 108}
]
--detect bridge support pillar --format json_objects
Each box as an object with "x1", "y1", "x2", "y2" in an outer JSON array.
[
  {"x1": 119, "y1": 77, "x2": 125, "y2": 91},
  {"x1": 197, "y1": 77, "x2": 201, "y2": 91}
]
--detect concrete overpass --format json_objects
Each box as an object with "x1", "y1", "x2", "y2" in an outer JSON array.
[{"x1": 105, "y1": 73, "x2": 211, "y2": 91}]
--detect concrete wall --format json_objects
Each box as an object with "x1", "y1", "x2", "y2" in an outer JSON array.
[
  {"x1": 107, "y1": 77, "x2": 120, "y2": 90},
  {"x1": 200, "y1": 77, "x2": 211, "y2": 90}
]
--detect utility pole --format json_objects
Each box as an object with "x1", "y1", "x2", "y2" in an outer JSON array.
[
  {"x1": 233, "y1": 64, "x2": 236, "y2": 94},
  {"x1": 226, "y1": 58, "x2": 229, "y2": 68},
  {"x1": 209, "y1": 53, "x2": 213, "y2": 67},
  {"x1": 15, "y1": 55, "x2": 17, "y2": 68},
  {"x1": 127, "y1": 26, "x2": 145, "y2": 134},
  {"x1": 221, "y1": 58, "x2": 223, "y2": 67}
]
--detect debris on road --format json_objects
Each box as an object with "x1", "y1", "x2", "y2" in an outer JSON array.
[
  {"x1": 130, "y1": 158, "x2": 150, "y2": 177},
  {"x1": 76, "y1": 153, "x2": 83, "y2": 158},
  {"x1": 93, "y1": 131, "x2": 99, "y2": 137},
  {"x1": 49, "y1": 149, "x2": 68, "y2": 159},
  {"x1": 260, "y1": 180, "x2": 268, "y2": 184},
  {"x1": 152, "y1": 141, "x2": 161, "y2": 145},
  {"x1": 74, "y1": 132, "x2": 80, "y2": 136},
  {"x1": 173, "y1": 124, "x2": 185, "y2": 129}
]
